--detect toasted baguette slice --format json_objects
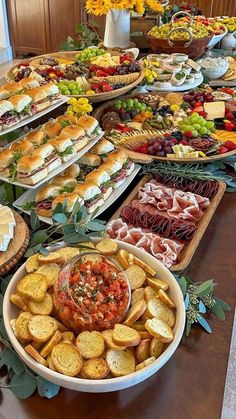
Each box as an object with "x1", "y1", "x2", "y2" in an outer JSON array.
[
  {"x1": 25, "y1": 254, "x2": 39, "y2": 273},
  {"x1": 79, "y1": 242, "x2": 95, "y2": 249},
  {"x1": 144, "y1": 286, "x2": 158, "y2": 302},
  {"x1": 102, "y1": 329, "x2": 126, "y2": 350},
  {"x1": 15, "y1": 312, "x2": 33, "y2": 341},
  {"x1": 130, "y1": 321, "x2": 146, "y2": 332},
  {"x1": 81, "y1": 358, "x2": 109, "y2": 379},
  {"x1": 37, "y1": 251, "x2": 64, "y2": 265},
  {"x1": 36, "y1": 264, "x2": 60, "y2": 287},
  {"x1": 40, "y1": 330, "x2": 62, "y2": 358},
  {"x1": 115, "y1": 249, "x2": 130, "y2": 269},
  {"x1": 125, "y1": 265, "x2": 146, "y2": 290},
  {"x1": 158, "y1": 289, "x2": 176, "y2": 309},
  {"x1": 123, "y1": 299, "x2": 147, "y2": 326},
  {"x1": 145, "y1": 318, "x2": 174, "y2": 343},
  {"x1": 56, "y1": 246, "x2": 81, "y2": 264},
  {"x1": 51, "y1": 343, "x2": 83, "y2": 376},
  {"x1": 136, "y1": 356, "x2": 155, "y2": 371},
  {"x1": 106, "y1": 348, "x2": 136, "y2": 377},
  {"x1": 25, "y1": 344, "x2": 48, "y2": 367},
  {"x1": 136, "y1": 338, "x2": 151, "y2": 363},
  {"x1": 96, "y1": 238, "x2": 118, "y2": 255},
  {"x1": 133, "y1": 257, "x2": 156, "y2": 277},
  {"x1": 147, "y1": 277, "x2": 168, "y2": 291},
  {"x1": 28, "y1": 315, "x2": 58, "y2": 343},
  {"x1": 55, "y1": 319, "x2": 69, "y2": 332},
  {"x1": 10, "y1": 294, "x2": 28, "y2": 311},
  {"x1": 31, "y1": 341, "x2": 44, "y2": 351},
  {"x1": 112, "y1": 324, "x2": 141, "y2": 347},
  {"x1": 131, "y1": 288, "x2": 145, "y2": 306},
  {"x1": 10, "y1": 319, "x2": 18, "y2": 338},
  {"x1": 145, "y1": 298, "x2": 175, "y2": 327},
  {"x1": 47, "y1": 354, "x2": 56, "y2": 371},
  {"x1": 76, "y1": 331, "x2": 105, "y2": 359},
  {"x1": 28, "y1": 292, "x2": 53, "y2": 315},
  {"x1": 150, "y1": 338, "x2": 165, "y2": 358},
  {"x1": 61, "y1": 331, "x2": 75, "y2": 343},
  {"x1": 139, "y1": 331, "x2": 152, "y2": 339},
  {"x1": 17, "y1": 273, "x2": 48, "y2": 302}
]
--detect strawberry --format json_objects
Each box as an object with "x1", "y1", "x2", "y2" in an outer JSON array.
[
  {"x1": 224, "y1": 141, "x2": 236, "y2": 150},
  {"x1": 185, "y1": 131, "x2": 193, "y2": 139},
  {"x1": 102, "y1": 84, "x2": 113, "y2": 92},
  {"x1": 225, "y1": 122, "x2": 235, "y2": 131},
  {"x1": 225, "y1": 110, "x2": 234, "y2": 120},
  {"x1": 107, "y1": 67, "x2": 117, "y2": 75},
  {"x1": 194, "y1": 101, "x2": 203, "y2": 107},
  {"x1": 96, "y1": 69, "x2": 108, "y2": 77},
  {"x1": 181, "y1": 139, "x2": 189, "y2": 145},
  {"x1": 218, "y1": 146, "x2": 229, "y2": 154}
]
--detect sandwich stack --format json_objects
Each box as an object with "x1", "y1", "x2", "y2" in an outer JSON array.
[{"x1": 0, "y1": 204, "x2": 16, "y2": 252}]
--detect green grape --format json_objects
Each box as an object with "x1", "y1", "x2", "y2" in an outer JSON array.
[
  {"x1": 205, "y1": 121, "x2": 215, "y2": 130},
  {"x1": 126, "y1": 99, "x2": 134, "y2": 108},
  {"x1": 185, "y1": 125, "x2": 194, "y2": 132},
  {"x1": 198, "y1": 118, "x2": 206, "y2": 127},
  {"x1": 193, "y1": 124, "x2": 201, "y2": 131},
  {"x1": 64, "y1": 89, "x2": 70, "y2": 95},
  {"x1": 133, "y1": 98, "x2": 139, "y2": 104},
  {"x1": 146, "y1": 106, "x2": 152, "y2": 112},
  {"x1": 115, "y1": 103, "x2": 122, "y2": 110},
  {"x1": 191, "y1": 112, "x2": 199, "y2": 119},
  {"x1": 200, "y1": 127, "x2": 208, "y2": 135},
  {"x1": 192, "y1": 130, "x2": 199, "y2": 138},
  {"x1": 141, "y1": 102, "x2": 147, "y2": 110}
]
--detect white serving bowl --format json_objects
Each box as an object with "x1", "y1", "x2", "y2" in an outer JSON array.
[
  {"x1": 208, "y1": 29, "x2": 228, "y2": 49},
  {"x1": 3, "y1": 240, "x2": 185, "y2": 393}
]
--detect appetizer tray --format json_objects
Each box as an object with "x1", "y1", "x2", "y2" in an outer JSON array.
[
  {"x1": 108, "y1": 175, "x2": 226, "y2": 271},
  {"x1": 13, "y1": 164, "x2": 141, "y2": 224},
  {"x1": 146, "y1": 74, "x2": 203, "y2": 93},
  {"x1": 0, "y1": 96, "x2": 68, "y2": 136},
  {"x1": 0, "y1": 132, "x2": 104, "y2": 189}
]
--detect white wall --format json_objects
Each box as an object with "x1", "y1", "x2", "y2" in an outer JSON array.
[{"x1": 0, "y1": 0, "x2": 12, "y2": 62}]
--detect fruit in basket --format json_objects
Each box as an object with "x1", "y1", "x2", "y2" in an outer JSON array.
[
  {"x1": 58, "y1": 80, "x2": 83, "y2": 95},
  {"x1": 217, "y1": 17, "x2": 236, "y2": 33},
  {"x1": 179, "y1": 113, "x2": 215, "y2": 138},
  {"x1": 75, "y1": 47, "x2": 105, "y2": 63},
  {"x1": 148, "y1": 22, "x2": 211, "y2": 40}
]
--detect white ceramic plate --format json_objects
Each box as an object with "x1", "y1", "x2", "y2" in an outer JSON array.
[
  {"x1": 0, "y1": 132, "x2": 104, "y2": 189},
  {"x1": 0, "y1": 97, "x2": 68, "y2": 136},
  {"x1": 3, "y1": 239, "x2": 185, "y2": 392},
  {"x1": 207, "y1": 30, "x2": 228, "y2": 49},
  {"x1": 13, "y1": 164, "x2": 141, "y2": 223},
  {"x1": 146, "y1": 73, "x2": 204, "y2": 92}
]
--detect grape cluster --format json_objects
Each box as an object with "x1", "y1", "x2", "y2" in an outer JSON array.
[
  {"x1": 183, "y1": 90, "x2": 214, "y2": 107},
  {"x1": 114, "y1": 98, "x2": 152, "y2": 112},
  {"x1": 179, "y1": 113, "x2": 215, "y2": 138},
  {"x1": 116, "y1": 61, "x2": 141, "y2": 75},
  {"x1": 147, "y1": 136, "x2": 179, "y2": 157},
  {"x1": 76, "y1": 48, "x2": 105, "y2": 63},
  {"x1": 153, "y1": 105, "x2": 171, "y2": 117},
  {"x1": 58, "y1": 80, "x2": 83, "y2": 96}
]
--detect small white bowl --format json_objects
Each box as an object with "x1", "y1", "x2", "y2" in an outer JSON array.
[
  {"x1": 172, "y1": 53, "x2": 189, "y2": 64},
  {"x1": 3, "y1": 240, "x2": 185, "y2": 393}
]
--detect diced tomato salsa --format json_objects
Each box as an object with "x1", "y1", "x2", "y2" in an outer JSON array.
[{"x1": 54, "y1": 255, "x2": 130, "y2": 332}]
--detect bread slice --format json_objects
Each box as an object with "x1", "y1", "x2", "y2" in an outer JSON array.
[
  {"x1": 40, "y1": 330, "x2": 62, "y2": 358},
  {"x1": 10, "y1": 294, "x2": 28, "y2": 311},
  {"x1": 51, "y1": 343, "x2": 83, "y2": 376},
  {"x1": 81, "y1": 358, "x2": 109, "y2": 379},
  {"x1": 47, "y1": 354, "x2": 56, "y2": 371},
  {"x1": 130, "y1": 321, "x2": 146, "y2": 332},
  {"x1": 55, "y1": 319, "x2": 69, "y2": 332},
  {"x1": 136, "y1": 356, "x2": 155, "y2": 371},
  {"x1": 145, "y1": 298, "x2": 175, "y2": 327},
  {"x1": 125, "y1": 265, "x2": 146, "y2": 290},
  {"x1": 115, "y1": 249, "x2": 130, "y2": 269},
  {"x1": 61, "y1": 331, "x2": 75, "y2": 343},
  {"x1": 158, "y1": 289, "x2": 176, "y2": 309},
  {"x1": 36, "y1": 264, "x2": 60, "y2": 287},
  {"x1": 15, "y1": 312, "x2": 33, "y2": 341},
  {"x1": 37, "y1": 251, "x2": 64, "y2": 265},
  {"x1": 17, "y1": 273, "x2": 48, "y2": 302},
  {"x1": 139, "y1": 331, "x2": 152, "y2": 339},
  {"x1": 144, "y1": 286, "x2": 158, "y2": 302},
  {"x1": 79, "y1": 242, "x2": 95, "y2": 249},
  {"x1": 123, "y1": 299, "x2": 147, "y2": 326},
  {"x1": 131, "y1": 288, "x2": 145, "y2": 306},
  {"x1": 96, "y1": 238, "x2": 118, "y2": 255},
  {"x1": 106, "y1": 348, "x2": 136, "y2": 377},
  {"x1": 56, "y1": 246, "x2": 81, "y2": 264},
  {"x1": 25, "y1": 254, "x2": 39, "y2": 273},
  {"x1": 147, "y1": 277, "x2": 169, "y2": 291},
  {"x1": 145, "y1": 318, "x2": 174, "y2": 343},
  {"x1": 25, "y1": 344, "x2": 48, "y2": 367},
  {"x1": 28, "y1": 315, "x2": 58, "y2": 343},
  {"x1": 150, "y1": 338, "x2": 165, "y2": 358},
  {"x1": 112, "y1": 324, "x2": 141, "y2": 347},
  {"x1": 133, "y1": 257, "x2": 156, "y2": 277},
  {"x1": 28, "y1": 292, "x2": 53, "y2": 315},
  {"x1": 102, "y1": 329, "x2": 126, "y2": 350},
  {"x1": 136, "y1": 338, "x2": 151, "y2": 363},
  {"x1": 10, "y1": 319, "x2": 18, "y2": 338},
  {"x1": 76, "y1": 331, "x2": 105, "y2": 359}
]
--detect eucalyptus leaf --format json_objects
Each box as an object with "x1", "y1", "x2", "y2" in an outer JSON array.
[
  {"x1": 184, "y1": 293, "x2": 190, "y2": 310},
  {"x1": 10, "y1": 370, "x2": 36, "y2": 399},
  {"x1": 86, "y1": 220, "x2": 106, "y2": 232},
  {"x1": 10, "y1": 352, "x2": 25, "y2": 375},
  {"x1": 24, "y1": 243, "x2": 42, "y2": 257},
  {"x1": 36, "y1": 376, "x2": 60, "y2": 399},
  {"x1": 53, "y1": 202, "x2": 64, "y2": 215},
  {"x1": 52, "y1": 213, "x2": 67, "y2": 224},
  {"x1": 197, "y1": 315, "x2": 212, "y2": 333},
  {"x1": 214, "y1": 297, "x2": 231, "y2": 312},
  {"x1": 177, "y1": 276, "x2": 187, "y2": 297},
  {"x1": 64, "y1": 232, "x2": 88, "y2": 244},
  {"x1": 74, "y1": 205, "x2": 87, "y2": 222},
  {"x1": 30, "y1": 230, "x2": 48, "y2": 247},
  {"x1": 30, "y1": 210, "x2": 40, "y2": 231},
  {"x1": 39, "y1": 247, "x2": 49, "y2": 256},
  {"x1": 0, "y1": 274, "x2": 13, "y2": 295},
  {"x1": 63, "y1": 224, "x2": 76, "y2": 236},
  {"x1": 211, "y1": 303, "x2": 225, "y2": 320},
  {"x1": 196, "y1": 280, "x2": 214, "y2": 297},
  {"x1": 198, "y1": 300, "x2": 206, "y2": 314},
  {"x1": 0, "y1": 348, "x2": 12, "y2": 368},
  {"x1": 0, "y1": 318, "x2": 9, "y2": 340},
  {"x1": 185, "y1": 319, "x2": 192, "y2": 336}
]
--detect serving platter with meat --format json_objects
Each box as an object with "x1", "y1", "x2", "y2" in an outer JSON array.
[{"x1": 106, "y1": 175, "x2": 226, "y2": 271}]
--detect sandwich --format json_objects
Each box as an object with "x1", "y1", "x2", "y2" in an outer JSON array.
[
  {"x1": 74, "y1": 182, "x2": 103, "y2": 214},
  {"x1": 52, "y1": 192, "x2": 84, "y2": 213},
  {"x1": 24, "y1": 87, "x2": 50, "y2": 112},
  {"x1": 25, "y1": 129, "x2": 46, "y2": 146},
  {"x1": 85, "y1": 168, "x2": 112, "y2": 200},
  {"x1": 16, "y1": 155, "x2": 47, "y2": 185},
  {"x1": 2, "y1": 81, "x2": 23, "y2": 94},
  {"x1": 8, "y1": 94, "x2": 33, "y2": 117},
  {"x1": 42, "y1": 83, "x2": 61, "y2": 103},
  {"x1": 56, "y1": 114, "x2": 77, "y2": 126},
  {"x1": 0, "y1": 88, "x2": 11, "y2": 100},
  {"x1": 92, "y1": 139, "x2": 115, "y2": 160},
  {"x1": 0, "y1": 149, "x2": 15, "y2": 176},
  {"x1": 63, "y1": 163, "x2": 80, "y2": 179},
  {"x1": 59, "y1": 125, "x2": 88, "y2": 153},
  {"x1": 0, "y1": 100, "x2": 14, "y2": 130},
  {"x1": 19, "y1": 77, "x2": 40, "y2": 89},
  {"x1": 33, "y1": 143, "x2": 61, "y2": 173},
  {"x1": 50, "y1": 174, "x2": 77, "y2": 191},
  {"x1": 35, "y1": 184, "x2": 62, "y2": 217},
  {"x1": 100, "y1": 158, "x2": 126, "y2": 189},
  {"x1": 0, "y1": 95, "x2": 32, "y2": 130},
  {"x1": 110, "y1": 149, "x2": 135, "y2": 176},
  {"x1": 10, "y1": 139, "x2": 34, "y2": 155},
  {"x1": 77, "y1": 152, "x2": 101, "y2": 179},
  {"x1": 43, "y1": 120, "x2": 63, "y2": 138},
  {"x1": 77, "y1": 115, "x2": 100, "y2": 138},
  {"x1": 49, "y1": 136, "x2": 74, "y2": 162}
]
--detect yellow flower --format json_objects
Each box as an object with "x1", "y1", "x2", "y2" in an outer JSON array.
[
  {"x1": 135, "y1": 0, "x2": 145, "y2": 15},
  {"x1": 67, "y1": 105, "x2": 74, "y2": 112},
  {"x1": 77, "y1": 98, "x2": 90, "y2": 105},
  {"x1": 66, "y1": 110, "x2": 75, "y2": 117},
  {"x1": 85, "y1": 0, "x2": 163, "y2": 15},
  {"x1": 73, "y1": 105, "x2": 83, "y2": 113},
  {"x1": 67, "y1": 98, "x2": 77, "y2": 105},
  {"x1": 145, "y1": 0, "x2": 163, "y2": 13},
  {"x1": 170, "y1": 104, "x2": 180, "y2": 112}
]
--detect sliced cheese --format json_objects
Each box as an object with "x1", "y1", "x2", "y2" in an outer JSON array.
[
  {"x1": 0, "y1": 224, "x2": 14, "y2": 238},
  {"x1": 0, "y1": 233, "x2": 11, "y2": 251},
  {"x1": 204, "y1": 101, "x2": 225, "y2": 120}
]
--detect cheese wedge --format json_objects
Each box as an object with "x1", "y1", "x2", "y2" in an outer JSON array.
[
  {"x1": 0, "y1": 224, "x2": 14, "y2": 238},
  {"x1": 204, "y1": 101, "x2": 225, "y2": 120},
  {"x1": 0, "y1": 233, "x2": 11, "y2": 251}
]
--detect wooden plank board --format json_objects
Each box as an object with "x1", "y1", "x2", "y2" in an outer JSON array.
[{"x1": 109, "y1": 175, "x2": 226, "y2": 271}]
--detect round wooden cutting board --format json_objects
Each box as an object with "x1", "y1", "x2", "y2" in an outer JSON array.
[{"x1": 0, "y1": 211, "x2": 30, "y2": 276}]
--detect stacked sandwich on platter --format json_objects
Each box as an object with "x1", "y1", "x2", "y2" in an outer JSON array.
[
  {"x1": 0, "y1": 113, "x2": 102, "y2": 185},
  {"x1": 0, "y1": 204, "x2": 16, "y2": 252},
  {"x1": 34, "y1": 146, "x2": 135, "y2": 217},
  {"x1": 0, "y1": 77, "x2": 62, "y2": 131}
]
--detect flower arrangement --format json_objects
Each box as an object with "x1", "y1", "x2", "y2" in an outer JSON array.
[
  {"x1": 86, "y1": 0, "x2": 164, "y2": 16},
  {"x1": 66, "y1": 98, "x2": 93, "y2": 118}
]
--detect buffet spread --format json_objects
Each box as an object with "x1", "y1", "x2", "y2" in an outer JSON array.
[{"x1": 0, "y1": 1, "x2": 236, "y2": 399}]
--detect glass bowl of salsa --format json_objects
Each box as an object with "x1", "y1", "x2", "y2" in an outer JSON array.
[{"x1": 53, "y1": 251, "x2": 131, "y2": 332}]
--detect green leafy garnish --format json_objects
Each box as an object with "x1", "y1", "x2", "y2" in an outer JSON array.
[
  {"x1": 21, "y1": 201, "x2": 36, "y2": 211},
  {"x1": 59, "y1": 146, "x2": 74, "y2": 158}
]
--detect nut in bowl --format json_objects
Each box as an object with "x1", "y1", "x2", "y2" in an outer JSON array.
[{"x1": 3, "y1": 238, "x2": 185, "y2": 392}]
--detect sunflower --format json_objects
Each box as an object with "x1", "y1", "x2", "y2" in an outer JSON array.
[
  {"x1": 86, "y1": 0, "x2": 163, "y2": 15},
  {"x1": 145, "y1": 0, "x2": 164, "y2": 13},
  {"x1": 135, "y1": 0, "x2": 145, "y2": 15}
]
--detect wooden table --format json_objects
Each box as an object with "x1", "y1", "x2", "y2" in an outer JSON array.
[{"x1": 1, "y1": 184, "x2": 236, "y2": 419}]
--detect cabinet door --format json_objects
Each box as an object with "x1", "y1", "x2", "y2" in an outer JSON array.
[
  {"x1": 211, "y1": 0, "x2": 236, "y2": 17},
  {"x1": 6, "y1": 0, "x2": 49, "y2": 55}
]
